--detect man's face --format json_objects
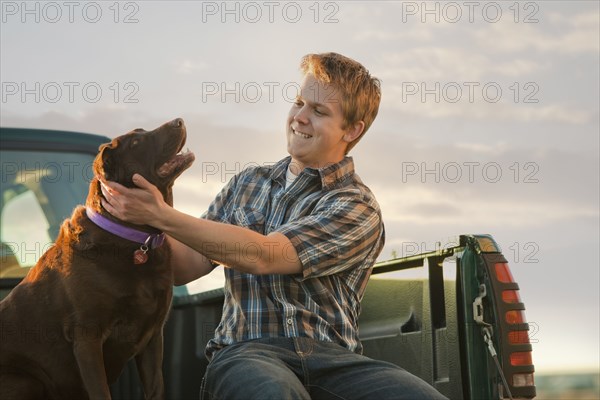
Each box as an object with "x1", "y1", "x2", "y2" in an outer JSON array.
[{"x1": 286, "y1": 74, "x2": 353, "y2": 171}]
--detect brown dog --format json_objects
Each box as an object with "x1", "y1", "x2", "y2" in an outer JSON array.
[{"x1": 0, "y1": 118, "x2": 195, "y2": 399}]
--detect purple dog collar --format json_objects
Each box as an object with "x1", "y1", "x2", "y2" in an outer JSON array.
[{"x1": 85, "y1": 208, "x2": 165, "y2": 249}]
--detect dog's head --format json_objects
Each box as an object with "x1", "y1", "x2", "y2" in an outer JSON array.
[{"x1": 93, "y1": 118, "x2": 195, "y2": 206}]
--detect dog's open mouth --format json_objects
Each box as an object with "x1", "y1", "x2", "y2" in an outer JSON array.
[{"x1": 157, "y1": 146, "x2": 195, "y2": 178}]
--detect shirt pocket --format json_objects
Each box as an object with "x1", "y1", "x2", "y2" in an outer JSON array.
[{"x1": 232, "y1": 207, "x2": 266, "y2": 234}]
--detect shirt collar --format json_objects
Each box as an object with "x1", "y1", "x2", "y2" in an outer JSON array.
[{"x1": 270, "y1": 156, "x2": 356, "y2": 190}]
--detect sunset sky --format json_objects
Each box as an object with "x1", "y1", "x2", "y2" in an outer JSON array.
[{"x1": 2, "y1": 1, "x2": 599, "y2": 373}]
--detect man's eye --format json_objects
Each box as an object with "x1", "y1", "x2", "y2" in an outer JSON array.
[{"x1": 314, "y1": 109, "x2": 324, "y2": 116}]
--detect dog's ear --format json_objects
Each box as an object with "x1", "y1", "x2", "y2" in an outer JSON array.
[{"x1": 94, "y1": 140, "x2": 118, "y2": 181}]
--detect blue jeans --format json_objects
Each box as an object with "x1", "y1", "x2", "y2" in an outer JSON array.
[{"x1": 201, "y1": 337, "x2": 448, "y2": 400}]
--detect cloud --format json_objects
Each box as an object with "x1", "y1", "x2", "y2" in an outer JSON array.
[
  {"x1": 0, "y1": 107, "x2": 170, "y2": 137},
  {"x1": 455, "y1": 142, "x2": 509, "y2": 154},
  {"x1": 353, "y1": 25, "x2": 434, "y2": 43},
  {"x1": 375, "y1": 45, "x2": 547, "y2": 81},
  {"x1": 370, "y1": 45, "x2": 595, "y2": 125},
  {"x1": 380, "y1": 87, "x2": 592, "y2": 125},
  {"x1": 473, "y1": 12, "x2": 600, "y2": 54},
  {"x1": 374, "y1": 183, "x2": 598, "y2": 228},
  {"x1": 174, "y1": 60, "x2": 208, "y2": 75},
  {"x1": 354, "y1": 134, "x2": 599, "y2": 217}
]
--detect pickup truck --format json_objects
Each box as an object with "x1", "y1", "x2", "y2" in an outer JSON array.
[{"x1": 0, "y1": 127, "x2": 536, "y2": 399}]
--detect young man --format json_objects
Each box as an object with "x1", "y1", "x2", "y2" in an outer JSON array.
[{"x1": 102, "y1": 52, "x2": 446, "y2": 399}]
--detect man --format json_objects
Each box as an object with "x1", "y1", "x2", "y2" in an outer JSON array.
[{"x1": 102, "y1": 52, "x2": 446, "y2": 399}]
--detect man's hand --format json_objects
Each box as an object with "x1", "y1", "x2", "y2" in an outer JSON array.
[
  {"x1": 100, "y1": 174, "x2": 167, "y2": 228},
  {"x1": 100, "y1": 174, "x2": 217, "y2": 282},
  {"x1": 100, "y1": 173, "x2": 303, "y2": 277}
]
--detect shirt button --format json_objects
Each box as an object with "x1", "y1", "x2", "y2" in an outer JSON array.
[{"x1": 286, "y1": 318, "x2": 293, "y2": 325}]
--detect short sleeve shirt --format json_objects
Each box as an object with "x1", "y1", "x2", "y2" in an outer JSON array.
[{"x1": 201, "y1": 156, "x2": 385, "y2": 359}]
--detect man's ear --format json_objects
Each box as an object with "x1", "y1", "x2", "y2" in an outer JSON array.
[{"x1": 343, "y1": 121, "x2": 365, "y2": 143}]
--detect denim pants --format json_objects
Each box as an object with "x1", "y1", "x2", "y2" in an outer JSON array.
[{"x1": 200, "y1": 337, "x2": 448, "y2": 400}]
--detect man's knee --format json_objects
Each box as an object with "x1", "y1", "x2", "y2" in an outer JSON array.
[{"x1": 203, "y1": 344, "x2": 309, "y2": 400}]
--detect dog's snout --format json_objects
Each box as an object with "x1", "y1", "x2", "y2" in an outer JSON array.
[{"x1": 170, "y1": 118, "x2": 184, "y2": 128}]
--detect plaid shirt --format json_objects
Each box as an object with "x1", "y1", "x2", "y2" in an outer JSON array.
[{"x1": 202, "y1": 156, "x2": 385, "y2": 359}]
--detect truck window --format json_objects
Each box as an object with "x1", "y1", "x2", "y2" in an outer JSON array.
[
  {"x1": 1, "y1": 190, "x2": 52, "y2": 277},
  {"x1": 0, "y1": 149, "x2": 94, "y2": 278}
]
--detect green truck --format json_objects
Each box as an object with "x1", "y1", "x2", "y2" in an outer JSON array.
[{"x1": 0, "y1": 127, "x2": 536, "y2": 399}]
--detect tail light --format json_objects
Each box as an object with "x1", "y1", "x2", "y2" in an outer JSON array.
[{"x1": 487, "y1": 258, "x2": 536, "y2": 398}]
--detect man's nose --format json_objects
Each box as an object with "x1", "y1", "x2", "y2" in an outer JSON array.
[{"x1": 293, "y1": 105, "x2": 309, "y2": 124}]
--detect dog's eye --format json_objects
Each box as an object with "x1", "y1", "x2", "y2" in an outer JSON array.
[{"x1": 130, "y1": 139, "x2": 140, "y2": 148}]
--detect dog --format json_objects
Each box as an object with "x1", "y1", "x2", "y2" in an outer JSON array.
[{"x1": 0, "y1": 118, "x2": 195, "y2": 399}]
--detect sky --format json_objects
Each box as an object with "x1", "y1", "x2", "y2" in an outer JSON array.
[{"x1": 1, "y1": 0, "x2": 599, "y2": 374}]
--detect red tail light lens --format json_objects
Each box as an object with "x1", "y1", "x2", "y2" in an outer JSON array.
[
  {"x1": 508, "y1": 330, "x2": 530, "y2": 344},
  {"x1": 505, "y1": 310, "x2": 526, "y2": 324},
  {"x1": 510, "y1": 351, "x2": 533, "y2": 366},
  {"x1": 502, "y1": 290, "x2": 522, "y2": 303},
  {"x1": 495, "y1": 262, "x2": 515, "y2": 283}
]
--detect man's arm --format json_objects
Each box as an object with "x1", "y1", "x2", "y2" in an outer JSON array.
[
  {"x1": 162, "y1": 207, "x2": 302, "y2": 276},
  {"x1": 101, "y1": 174, "x2": 303, "y2": 277},
  {"x1": 168, "y1": 236, "x2": 216, "y2": 285}
]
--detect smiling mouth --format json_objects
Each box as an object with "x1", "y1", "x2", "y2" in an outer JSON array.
[{"x1": 292, "y1": 129, "x2": 312, "y2": 139}]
